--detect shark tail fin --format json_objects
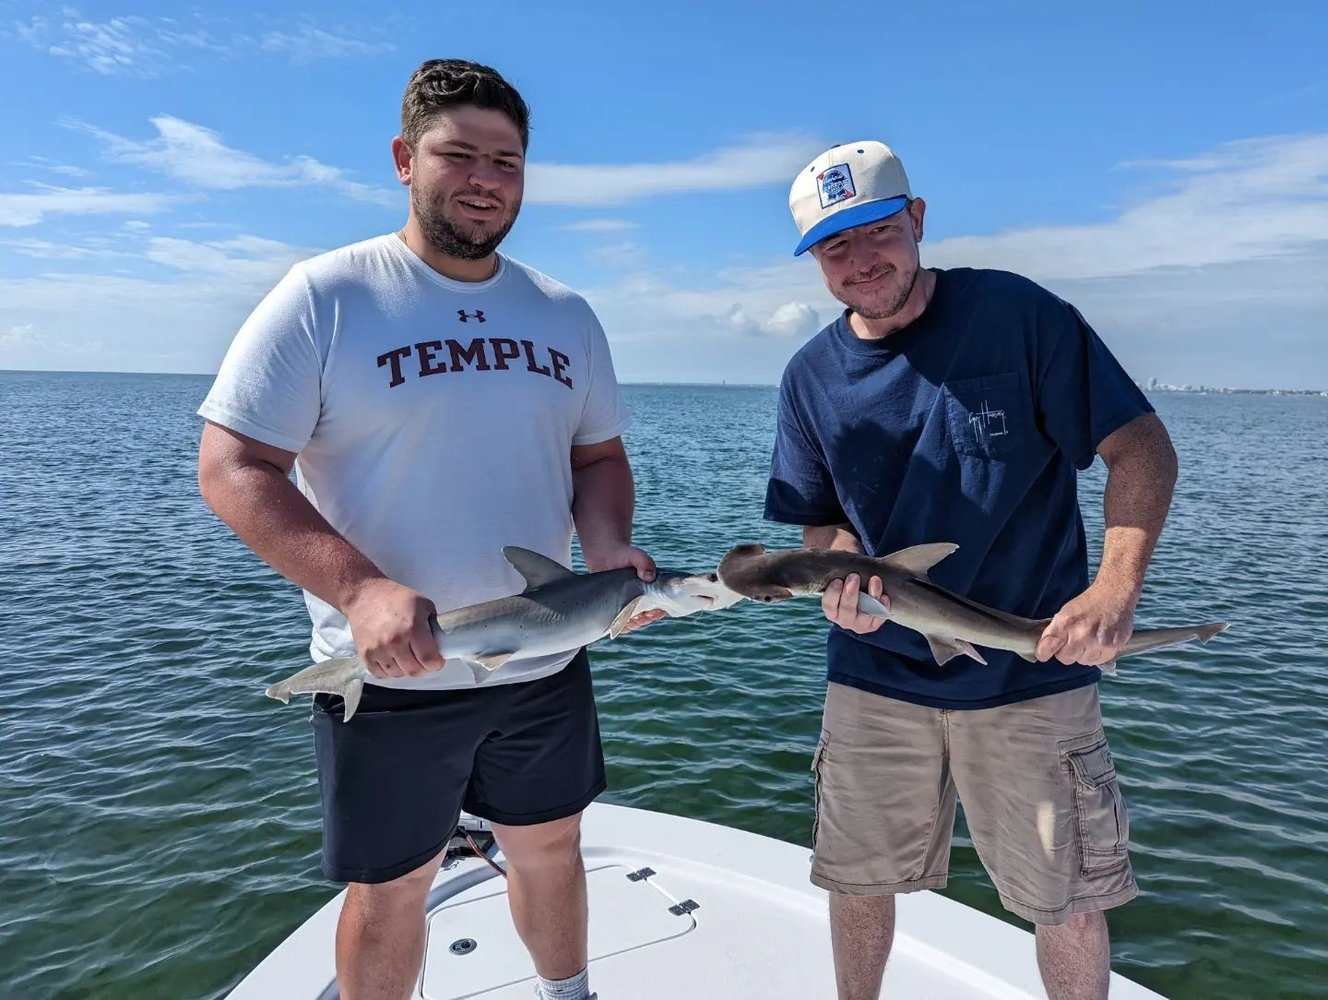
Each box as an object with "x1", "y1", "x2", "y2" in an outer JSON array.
[
  {"x1": 341, "y1": 677, "x2": 365, "y2": 721},
  {"x1": 263, "y1": 655, "x2": 367, "y2": 723}
]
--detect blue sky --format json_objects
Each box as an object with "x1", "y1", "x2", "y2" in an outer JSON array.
[{"x1": 2, "y1": 2, "x2": 1325, "y2": 388}]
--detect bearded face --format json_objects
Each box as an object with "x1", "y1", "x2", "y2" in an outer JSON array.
[
  {"x1": 811, "y1": 204, "x2": 926, "y2": 320},
  {"x1": 400, "y1": 106, "x2": 526, "y2": 262},
  {"x1": 412, "y1": 181, "x2": 522, "y2": 260}
]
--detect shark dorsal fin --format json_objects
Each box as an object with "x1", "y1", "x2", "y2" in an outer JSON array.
[
  {"x1": 878, "y1": 542, "x2": 959, "y2": 580},
  {"x1": 724, "y1": 542, "x2": 766, "y2": 560},
  {"x1": 502, "y1": 546, "x2": 575, "y2": 591}
]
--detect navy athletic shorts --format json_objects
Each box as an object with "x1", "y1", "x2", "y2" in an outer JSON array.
[{"x1": 310, "y1": 649, "x2": 604, "y2": 884}]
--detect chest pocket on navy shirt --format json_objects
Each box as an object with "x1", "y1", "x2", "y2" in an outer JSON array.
[{"x1": 942, "y1": 373, "x2": 1029, "y2": 460}]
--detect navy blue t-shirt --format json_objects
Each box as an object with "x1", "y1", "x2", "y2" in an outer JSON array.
[{"x1": 765, "y1": 268, "x2": 1153, "y2": 709}]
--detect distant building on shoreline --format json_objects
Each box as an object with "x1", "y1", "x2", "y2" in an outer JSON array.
[{"x1": 1137, "y1": 378, "x2": 1328, "y2": 397}]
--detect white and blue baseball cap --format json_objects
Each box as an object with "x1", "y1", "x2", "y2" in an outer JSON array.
[{"x1": 789, "y1": 141, "x2": 912, "y2": 256}]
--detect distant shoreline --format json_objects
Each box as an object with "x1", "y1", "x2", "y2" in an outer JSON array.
[
  {"x1": 2, "y1": 368, "x2": 1325, "y2": 396},
  {"x1": 1135, "y1": 382, "x2": 1328, "y2": 397}
]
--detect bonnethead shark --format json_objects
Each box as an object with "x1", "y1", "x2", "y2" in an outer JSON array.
[
  {"x1": 717, "y1": 542, "x2": 1227, "y2": 671},
  {"x1": 266, "y1": 545, "x2": 745, "y2": 721}
]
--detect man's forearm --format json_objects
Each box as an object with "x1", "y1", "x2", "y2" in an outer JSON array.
[
  {"x1": 571, "y1": 452, "x2": 635, "y2": 570},
  {"x1": 1095, "y1": 416, "x2": 1178, "y2": 600},
  {"x1": 201, "y1": 459, "x2": 385, "y2": 611},
  {"x1": 803, "y1": 524, "x2": 862, "y2": 552}
]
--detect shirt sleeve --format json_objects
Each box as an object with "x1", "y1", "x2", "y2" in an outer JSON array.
[
  {"x1": 1034, "y1": 295, "x2": 1154, "y2": 470},
  {"x1": 571, "y1": 303, "x2": 632, "y2": 447},
  {"x1": 764, "y1": 376, "x2": 847, "y2": 525},
  {"x1": 196, "y1": 264, "x2": 323, "y2": 454}
]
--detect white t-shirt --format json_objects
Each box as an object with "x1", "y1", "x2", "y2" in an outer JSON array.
[{"x1": 199, "y1": 234, "x2": 631, "y2": 689}]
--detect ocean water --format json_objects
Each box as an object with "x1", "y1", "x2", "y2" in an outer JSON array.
[{"x1": 1, "y1": 371, "x2": 1325, "y2": 999}]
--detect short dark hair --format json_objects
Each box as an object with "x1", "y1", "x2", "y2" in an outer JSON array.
[{"x1": 400, "y1": 59, "x2": 531, "y2": 150}]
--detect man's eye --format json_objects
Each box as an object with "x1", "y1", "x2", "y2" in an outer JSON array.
[
  {"x1": 445, "y1": 152, "x2": 471, "y2": 160},
  {"x1": 496, "y1": 160, "x2": 518, "y2": 171}
]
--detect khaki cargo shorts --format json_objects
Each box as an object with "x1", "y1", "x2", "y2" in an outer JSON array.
[{"x1": 810, "y1": 682, "x2": 1137, "y2": 925}]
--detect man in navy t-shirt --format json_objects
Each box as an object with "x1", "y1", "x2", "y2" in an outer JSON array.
[{"x1": 770, "y1": 141, "x2": 1178, "y2": 1000}]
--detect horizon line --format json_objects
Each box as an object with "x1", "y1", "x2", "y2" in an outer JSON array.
[{"x1": 1, "y1": 368, "x2": 1325, "y2": 395}]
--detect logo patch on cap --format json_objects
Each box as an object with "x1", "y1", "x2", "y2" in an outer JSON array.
[{"x1": 817, "y1": 164, "x2": 856, "y2": 209}]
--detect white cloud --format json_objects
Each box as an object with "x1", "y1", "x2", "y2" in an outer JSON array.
[
  {"x1": 0, "y1": 234, "x2": 316, "y2": 372},
  {"x1": 526, "y1": 133, "x2": 821, "y2": 205},
  {"x1": 926, "y1": 133, "x2": 1328, "y2": 280},
  {"x1": 1, "y1": 238, "x2": 127, "y2": 261},
  {"x1": 588, "y1": 240, "x2": 649, "y2": 270},
  {"x1": 722, "y1": 301, "x2": 823, "y2": 338},
  {"x1": 12, "y1": 12, "x2": 392, "y2": 76},
  {"x1": 71, "y1": 116, "x2": 398, "y2": 206},
  {"x1": 257, "y1": 25, "x2": 393, "y2": 61},
  {"x1": 561, "y1": 219, "x2": 638, "y2": 233},
  {"x1": 1, "y1": 324, "x2": 36, "y2": 347},
  {"x1": 14, "y1": 13, "x2": 221, "y2": 77},
  {"x1": 0, "y1": 322, "x2": 103, "y2": 357},
  {"x1": 0, "y1": 185, "x2": 185, "y2": 227},
  {"x1": 18, "y1": 156, "x2": 91, "y2": 179}
]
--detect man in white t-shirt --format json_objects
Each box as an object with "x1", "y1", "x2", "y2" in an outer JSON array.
[{"x1": 198, "y1": 59, "x2": 654, "y2": 1000}]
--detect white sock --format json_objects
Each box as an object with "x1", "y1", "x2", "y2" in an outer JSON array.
[{"x1": 535, "y1": 967, "x2": 591, "y2": 1000}]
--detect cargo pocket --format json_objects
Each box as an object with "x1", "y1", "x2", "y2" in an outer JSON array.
[
  {"x1": 810, "y1": 730, "x2": 830, "y2": 850},
  {"x1": 1063, "y1": 732, "x2": 1130, "y2": 876},
  {"x1": 942, "y1": 373, "x2": 1029, "y2": 460}
]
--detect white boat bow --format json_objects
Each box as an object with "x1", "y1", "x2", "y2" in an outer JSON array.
[{"x1": 229, "y1": 802, "x2": 1164, "y2": 999}]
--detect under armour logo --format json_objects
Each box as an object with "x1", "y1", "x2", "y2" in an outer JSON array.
[{"x1": 457, "y1": 309, "x2": 486, "y2": 323}]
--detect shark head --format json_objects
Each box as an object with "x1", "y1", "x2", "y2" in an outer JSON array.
[
  {"x1": 647, "y1": 570, "x2": 747, "y2": 618},
  {"x1": 715, "y1": 542, "x2": 796, "y2": 604}
]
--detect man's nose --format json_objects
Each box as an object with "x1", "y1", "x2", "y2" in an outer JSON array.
[{"x1": 468, "y1": 160, "x2": 503, "y2": 190}]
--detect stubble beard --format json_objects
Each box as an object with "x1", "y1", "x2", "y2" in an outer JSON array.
[
  {"x1": 843, "y1": 261, "x2": 919, "y2": 321},
  {"x1": 414, "y1": 188, "x2": 522, "y2": 261}
]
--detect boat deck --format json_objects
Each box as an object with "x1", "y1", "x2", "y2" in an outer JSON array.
[{"x1": 229, "y1": 803, "x2": 1165, "y2": 999}]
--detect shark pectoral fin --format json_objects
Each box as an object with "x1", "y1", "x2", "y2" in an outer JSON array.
[
  {"x1": 460, "y1": 651, "x2": 518, "y2": 686},
  {"x1": 925, "y1": 635, "x2": 988, "y2": 666},
  {"x1": 609, "y1": 597, "x2": 646, "y2": 639},
  {"x1": 474, "y1": 651, "x2": 516, "y2": 672},
  {"x1": 1017, "y1": 651, "x2": 1040, "y2": 663},
  {"x1": 856, "y1": 593, "x2": 890, "y2": 617},
  {"x1": 878, "y1": 543, "x2": 959, "y2": 580},
  {"x1": 341, "y1": 677, "x2": 365, "y2": 722}
]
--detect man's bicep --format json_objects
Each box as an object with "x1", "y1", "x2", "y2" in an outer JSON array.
[
  {"x1": 570, "y1": 435, "x2": 626, "y2": 470},
  {"x1": 1096, "y1": 413, "x2": 1174, "y2": 470},
  {"x1": 199, "y1": 420, "x2": 298, "y2": 478}
]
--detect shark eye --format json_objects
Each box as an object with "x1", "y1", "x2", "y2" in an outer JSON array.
[{"x1": 707, "y1": 573, "x2": 718, "y2": 582}]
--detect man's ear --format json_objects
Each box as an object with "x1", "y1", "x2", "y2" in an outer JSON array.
[
  {"x1": 390, "y1": 136, "x2": 413, "y2": 186},
  {"x1": 909, "y1": 197, "x2": 927, "y2": 242}
]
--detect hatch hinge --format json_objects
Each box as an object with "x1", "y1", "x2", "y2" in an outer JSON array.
[
  {"x1": 668, "y1": 898, "x2": 700, "y2": 916},
  {"x1": 626, "y1": 867, "x2": 656, "y2": 882}
]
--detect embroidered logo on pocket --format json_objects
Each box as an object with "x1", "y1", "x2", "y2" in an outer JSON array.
[
  {"x1": 942, "y1": 374, "x2": 1027, "y2": 460},
  {"x1": 967, "y1": 400, "x2": 1009, "y2": 443}
]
